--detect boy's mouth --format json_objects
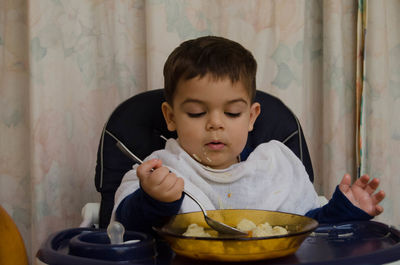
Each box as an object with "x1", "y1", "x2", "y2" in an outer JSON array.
[{"x1": 206, "y1": 141, "x2": 225, "y2": 150}]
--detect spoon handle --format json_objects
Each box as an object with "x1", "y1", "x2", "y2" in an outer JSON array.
[
  {"x1": 182, "y1": 190, "x2": 208, "y2": 216},
  {"x1": 116, "y1": 141, "x2": 144, "y2": 164}
]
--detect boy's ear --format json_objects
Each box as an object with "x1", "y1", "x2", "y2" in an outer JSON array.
[
  {"x1": 161, "y1": 102, "x2": 177, "y2": 131},
  {"x1": 248, "y1": 102, "x2": 261, "y2": 132}
]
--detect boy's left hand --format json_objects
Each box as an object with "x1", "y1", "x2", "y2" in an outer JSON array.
[{"x1": 339, "y1": 174, "x2": 385, "y2": 216}]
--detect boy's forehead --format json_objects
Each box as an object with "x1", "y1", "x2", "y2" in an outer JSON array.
[{"x1": 174, "y1": 74, "x2": 251, "y2": 103}]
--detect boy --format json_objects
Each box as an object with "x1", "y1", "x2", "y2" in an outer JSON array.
[{"x1": 113, "y1": 36, "x2": 385, "y2": 233}]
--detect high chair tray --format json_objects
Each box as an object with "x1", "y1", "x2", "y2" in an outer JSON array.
[{"x1": 37, "y1": 221, "x2": 400, "y2": 265}]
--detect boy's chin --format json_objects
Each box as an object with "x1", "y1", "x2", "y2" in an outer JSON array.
[{"x1": 202, "y1": 159, "x2": 238, "y2": 170}]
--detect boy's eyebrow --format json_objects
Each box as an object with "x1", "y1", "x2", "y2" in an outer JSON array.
[
  {"x1": 181, "y1": 98, "x2": 204, "y2": 105},
  {"x1": 181, "y1": 98, "x2": 249, "y2": 105}
]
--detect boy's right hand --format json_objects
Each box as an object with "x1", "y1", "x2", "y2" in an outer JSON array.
[{"x1": 136, "y1": 159, "x2": 184, "y2": 203}]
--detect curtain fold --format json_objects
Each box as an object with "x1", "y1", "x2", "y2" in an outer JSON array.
[
  {"x1": 0, "y1": 0, "x2": 31, "y2": 258},
  {"x1": 317, "y1": 0, "x2": 359, "y2": 194},
  {"x1": 0, "y1": 0, "x2": 399, "y2": 263}
]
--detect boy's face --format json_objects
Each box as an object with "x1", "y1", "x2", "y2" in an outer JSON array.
[{"x1": 162, "y1": 74, "x2": 260, "y2": 169}]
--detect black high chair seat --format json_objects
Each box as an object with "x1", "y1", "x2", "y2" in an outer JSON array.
[{"x1": 94, "y1": 89, "x2": 314, "y2": 228}]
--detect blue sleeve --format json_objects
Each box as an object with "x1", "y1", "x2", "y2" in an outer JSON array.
[
  {"x1": 115, "y1": 188, "x2": 183, "y2": 234},
  {"x1": 305, "y1": 186, "x2": 373, "y2": 223}
]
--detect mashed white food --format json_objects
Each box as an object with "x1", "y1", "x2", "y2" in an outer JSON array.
[
  {"x1": 252, "y1": 222, "x2": 288, "y2": 237},
  {"x1": 236, "y1": 218, "x2": 257, "y2": 232},
  {"x1": 182, "y1": 218, "x2": 288, "y2": 237},
  {"x1": 237, "y1": 218, "x2": 288, "y2": 237},
  {"x1": 183, "y1": 223, "x2": 212, "y2": 237}
]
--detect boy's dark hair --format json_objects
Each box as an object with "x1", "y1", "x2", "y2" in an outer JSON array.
[{"x1": 163, "y1": 36, "x2": 257, "y2": 105}]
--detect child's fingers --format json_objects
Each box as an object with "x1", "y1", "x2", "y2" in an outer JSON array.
[
  {"x1": 365, "y1": 178, "x2": 380, "y2": 194},
  {"x1": 353, "y1": 174, "x2": 370, "y2": 189},
  {"x1": 143, "y1": 166, "x2": 170, "y2": 187},
  {"x1": 148, "y1": 171, "x2": 184, "y2": 202},
  {"x1": 158, "y1": 172, "x2": 179, "y2": 191},
  {"x1": 136, "y1": 159, "x2": 162, "y2": 180},
  {"x1": 374, "y1": 205, "x2": 384, "y2": 216},
  {"x1": 339, "y1": 174, "x2": 352, "y2": 193},
  {"x1": 151, "y1": 158, "x2": 163, "y2": 169},
  {"x1": 372, "y1": 190, "x2": 386, "y2": 205},
  {"x1": 171, "y1": 177, "x2": 185, "y2": 199},
  {"x1": 162, "y1": 176, "x2": 185, "y2": 202}
]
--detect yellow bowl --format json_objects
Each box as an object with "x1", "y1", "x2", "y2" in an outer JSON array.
[{"x1": 153, "y1": 209, "x2": 318, "y2": 262}]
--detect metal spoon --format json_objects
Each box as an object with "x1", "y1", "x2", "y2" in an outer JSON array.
[{"x1": 115, "y1": 141, "x2": 247, "y2": 236}]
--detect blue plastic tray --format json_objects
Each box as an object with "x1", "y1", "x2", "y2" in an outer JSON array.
[{"x1": 37, "y1": 221, "x2": 400, "y2": 265}]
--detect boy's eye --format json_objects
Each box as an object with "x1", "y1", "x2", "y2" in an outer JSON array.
[
  {"x1": 187, "y1": 112, "x2": 205, "y2": 118},
  {"x1": 225, "y1": 112, "x2": 241, "y2": 117}
]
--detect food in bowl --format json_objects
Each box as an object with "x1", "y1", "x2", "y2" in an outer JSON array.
[
  {"x1": 182, "y1": 223, "x2": 212, "y2": 237},
  {"x1": 183, "y1": 218, "x2": 288, "y2": 237},
  {"x1": 237, "y1": 218, "x2": 288, "y2": 237}
]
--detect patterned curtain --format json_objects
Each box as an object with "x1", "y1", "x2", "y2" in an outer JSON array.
[
  {"x1": 1, "y1": 0, "x2": 399, "y2": 263},
  {"x1": 362, "y1": 0, "x2": 400, "y2": 226}
]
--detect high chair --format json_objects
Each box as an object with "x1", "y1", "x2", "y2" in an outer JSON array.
[
  {"x1": 90, "y1": 89, "x2": 315, "y2": 229},
  {"x1": 0, "y1": 205, "x2": 29, "y2": 265}
]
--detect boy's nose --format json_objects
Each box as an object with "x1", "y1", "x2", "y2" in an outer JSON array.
[{"x1": 206, "y1": 112, "x2": 224, "y2": 130}]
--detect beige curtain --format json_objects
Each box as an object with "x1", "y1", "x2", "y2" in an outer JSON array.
[
  {"x1": 1, "y1": 0, "x2": 399, "y2": 262},
  {"x1": 362, "y1": 0, "x2": 400, "y2": 225}
]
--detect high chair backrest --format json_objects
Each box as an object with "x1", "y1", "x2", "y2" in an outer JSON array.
[{"x1": 94, "y1": 89, "x2": 314, "y2": 228}]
